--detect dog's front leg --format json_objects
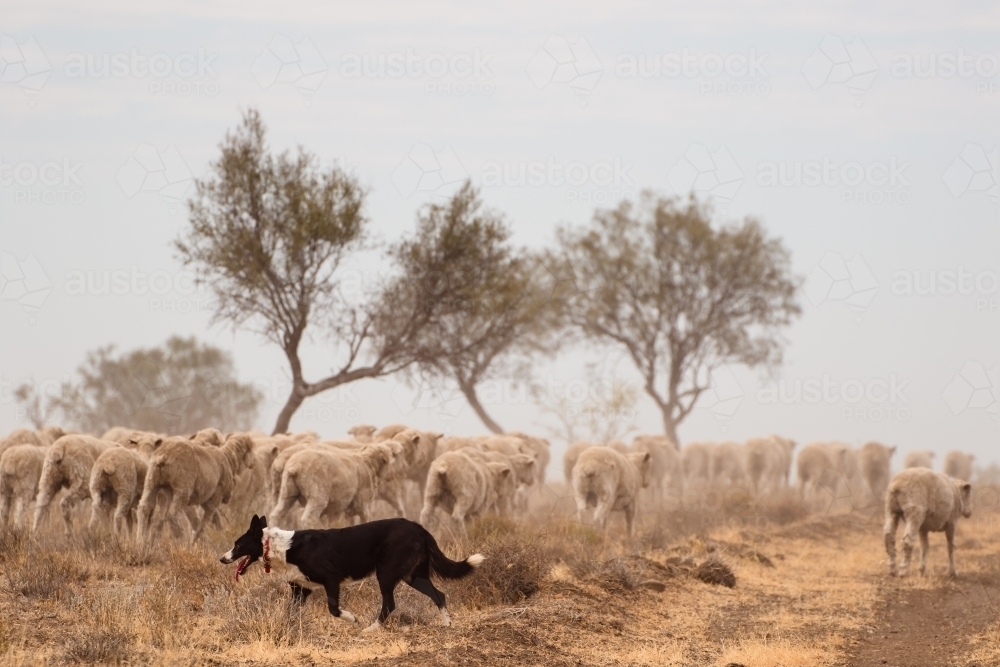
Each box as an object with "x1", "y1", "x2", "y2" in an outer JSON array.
[{"x1": 324, "y1": 583, "x2": 357, "y2": 625}]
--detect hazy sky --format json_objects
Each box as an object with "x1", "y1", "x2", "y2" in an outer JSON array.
[{"x1": 2, "y1": 0, "x2": 998, "y2": 474}]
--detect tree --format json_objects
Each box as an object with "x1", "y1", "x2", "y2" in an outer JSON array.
[
  {"x1": 50, "y1": 336, "x2": 262, "y2": 435},
  {"x1": 390, "y1": 183, "x2": 555, "y2": 433},
  {"x1": 176, "y1": 109, "x2": 433, "y2": 434},
  {"x1": 13, "y1": 381, "x2": 58, "y2": 429},
  {"x1": 552, "y1": 194, "x2": 800, "y2": 444}
]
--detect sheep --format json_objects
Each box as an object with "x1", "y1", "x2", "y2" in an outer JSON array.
[
  {"x1": 136, "y1": 433, "x2": 256, "y2": 544},
  {"x1": 32, "y1": 434, "x2": 112, "y2": 533},
  {"x1": 572, "y1": 446, "x2": 652, "y2": 537},
  {"x1": 227, "y1": 437, "x2": 281, "y2": 518},
  {"x1": 796, "y1": 442, "x2": 847, "y2": 503},
  {"x1": 271, "y1": 443, "x2": 395, "y2": 528},
  {"x1": 710, "y1": 441, "x2": 746, "y2": 486},
  {"x1": 36, "y1": 426, "x2": 67, "y2": 446},
  {"x1": 101, "y1": 427, "x2": 156, "y2": 446},
  {"x1": 460, "y1": 449, "x2": 533, "y2": 516},
  {"x1": 88, "y1": 435, "x2": 161, "y2": 535},
  {"x1": 348, "y1": 424, "x2": 377, "y2": 443},
  {"x1": 631, "y1": 435, "x2": 682, "y2": 502},
  {"x1": 681, "y1": 441, "x2": 715, "y2": 490},
  {"x1": 506, "y1": 431, "x2": 551, "y2": 485},
  {"x1": 884, "y1": 468, "x2": 972, "y2": 577},
  {"x1": 943, "y1": 451, "x2": 974, "y2": 482},
  {"x1": 364, "y1": 429, "x2": 422, "y2": 517},
  {"x1": 189, "y1": 427, "x2": 225, "y2": 447},
  {"x1": 0, "y1": 444, "x2": 47, "y2": 527},
  {"x1": 858, "y1": 442, "x2": 896, "y2": 505},
  {"x1": 420, "y1": 450, "x2": 513, "y2": 537},
  {"x1": 904, "y1": 450, "x2": 935, "y2": 470},
  {"x1": 400, "y1": 430, "x2": 444, "y2": 496},
  {"x1": 563, "y1": 441, "x2": 596, "y2": 484},
  {"x1": 0, "y1": 428, "x2": 46, "y2": 459}
]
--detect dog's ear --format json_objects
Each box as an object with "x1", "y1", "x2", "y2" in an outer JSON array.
[
  {"x1": 250, "y1": 514, "x2": 260, "y2": 529},
  {"x1": 260, "y1": 515, "x2": 267, "y2": 528}
]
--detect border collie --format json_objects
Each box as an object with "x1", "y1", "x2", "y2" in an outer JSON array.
[{"x1": 220, "y1": 515, "x2": 484, "y2": 632}]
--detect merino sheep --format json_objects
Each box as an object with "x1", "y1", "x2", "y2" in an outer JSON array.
[
  {"x1": 189, "y1": 427, "x2": 225, "y2": 447},
  {"x1": 859, "y1": 442, "x2": 896, "y2": 505},
  {"x1": 943, "y1": 451, "x2": 974, "y2": 482},
  {"x1": 88, "y1": 436, "x2": 161, "y2": 535},
  {"x1": 271, "y1": 443, "x2": 394, "y2": 528},
  {"x1": 32, "y1": 434, "x2": 112, "y2": 533},
  {"x1": 348, "y1": 424, "x2": 377, "y2": 443},
  {"x1": 136, "y1": 433, "x2": 255, "y2": 544},
  {"x1": 710, "y1": 441, "x2": 746, "y2": 486},
  {"x1": 563, "y1": 441, "x2": 599, "y2": 483},
  {"x1": 101, "y1": 427, "x2": 153, "y2": 447},
  {"x1": 681, "y1": 441, "x2": 714, "y2": 489},
  {"x1": 796, "y1": 442, "x2": 848, "y2": 503},
  {"x1": 0, "y1": 428, "x2": 45, "y2": 459},
  {"x1": 36, "y1": 426, "x2": 67, "y2": 446},
  {"x1": 631, "y1": 435, "x2": 682, "y2": 501},
  {"x1": 420, "y1": 450, "x2": 513, "y2": 537},
  {"x1": 884, "y1": 468, "x2": 972, "y2": 577},
  {"x1": 904, "y1": 450, "x2": 935, "y2": 470},
  {"x1": 745, "y1": 435, "x2": 797, "y2": 495},
  {"x1": 572, "y1": 446, "x2": 652, "y2": 537},
  {"x1": 0, "y1": 444, "x2": 47, "y2": 527},
  {"x1": 506, "y1": 431, "x2": 551, "y2": 485},
  {"x1": 227, "y1": 437, "x2": 281, "y2": 518}
]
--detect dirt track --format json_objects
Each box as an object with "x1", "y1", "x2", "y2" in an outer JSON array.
[{"x1": 847, "y1": 549, "x2": 1000, "y2": 667}]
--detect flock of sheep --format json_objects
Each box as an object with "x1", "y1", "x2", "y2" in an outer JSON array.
[{"x1": 0, "y1": 425, "x2": 980, "y2": 576}]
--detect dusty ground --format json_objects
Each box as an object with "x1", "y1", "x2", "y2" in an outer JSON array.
[{"x1": 1, "y1": 487, "x2": 998, "y2": 666}]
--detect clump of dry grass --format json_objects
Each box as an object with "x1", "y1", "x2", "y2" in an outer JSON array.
[
  {"x1": 696, "y1": 556, "x2": 736, "y2": 588},
  {"x1": 453, "y1": 516, "x2": 551, "y2": 607},
  {"x1": 205, "y1": 580, "x2": 308, "y2": 646},
  {"x1": 3, "y1": 550, "x2": 87, "y2": 600}
]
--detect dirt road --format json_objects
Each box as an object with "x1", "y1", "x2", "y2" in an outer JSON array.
[{"x1": 847, "y1": 549, "x2": 999, "y2": 667}]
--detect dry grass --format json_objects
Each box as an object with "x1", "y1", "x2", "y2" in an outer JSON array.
[{"x1": 1, "y1": 484, "x2": 997, "y2": 666}]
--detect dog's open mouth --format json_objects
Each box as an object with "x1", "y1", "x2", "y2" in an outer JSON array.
[{"x1": 235, "y1": 555, "x2": 253, "y2": 581}]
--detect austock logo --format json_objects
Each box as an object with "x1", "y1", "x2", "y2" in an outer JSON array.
[
  {"x1": 0, "y1": 252, "x2": 51, "y2": 324},
  {"x1": 116, "y1": 144, "x2": 193, "y2": 213},
  {"x1": 0, "y1": 35, "x2": 52, "y2": 102},
  {"x1": 943, "y1": 144, "x2": 998, "y2": 211},
  {"x1": 391, "y1": 143, "x2": 468, "y2": 198},
  {"x1": 667, "y1": 143, "x2": 743, "y2": 215},
  {"x1": 803, "y1": 252, "x2": 878, "y2": 323},
  {"x1": 943, "y1": 361, "x2": 997, "y2": 419},
  {"x1": 526, "y1": 34, "x2": 603, "y2": 105},
  {"x1": 251, "y1": 35, "x2": 327, "y2": 98},
  {"x1": 801, "y1": 34, "x2": 878, "y2": 106}
]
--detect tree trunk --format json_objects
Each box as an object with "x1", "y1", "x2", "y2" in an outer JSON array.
[
  {"x1": 272, "y1": 385, "x2": 306, "y2": 435},
  {"x1": 459, "y1": 381, "x2": 503, "y2": 434},
  {"x1": 662, "y1": 410, "x2": 680, "y2": 447}
]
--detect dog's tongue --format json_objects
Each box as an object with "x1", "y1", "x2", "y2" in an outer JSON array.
[{"x1": 235, "y1": 556, "x2": 251, "y2": 581}]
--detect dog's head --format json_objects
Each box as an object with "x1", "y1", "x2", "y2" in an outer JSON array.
[{"x1": 220, "y1": 514, "x2": 266, "y2": 580}]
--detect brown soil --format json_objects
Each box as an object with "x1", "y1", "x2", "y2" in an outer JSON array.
[{"x1": 847, "y1": 550, "x2": 1000, "y2": 667}]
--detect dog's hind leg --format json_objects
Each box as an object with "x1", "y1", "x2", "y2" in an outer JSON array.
[
  {"x1": 408, "y1": 576, "x2": 450, "y2": 626},
  {"x1": 289, "y1": 583, "x2": 312, "y2": 606},
  {"x1": 323, "y1": 583, "x2": 357, "y2": 625}
]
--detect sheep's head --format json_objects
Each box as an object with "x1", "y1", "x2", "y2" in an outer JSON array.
[
  {"x1": 957, "y1": 481, "x2": 973, "y2": 518},
  {"x1": 630, "y1": 451, "x2": 654, "y2": 488}
]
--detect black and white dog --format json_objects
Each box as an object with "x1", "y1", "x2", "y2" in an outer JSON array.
[{"x1": 220, "y1": 515, "x2": 484, "y2": 632}]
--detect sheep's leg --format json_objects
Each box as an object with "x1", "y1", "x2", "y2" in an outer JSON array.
[
  {"x1": 31, "y1": 486, "x2": 55, "y2": 532},
  {"x1": 573, "y1": 491, "x2": 589, "y2": 524},
  {"x1": 884, "y1": 511, "x2": 901, "y2": 575},
  {"x1": 945, "y1": 522, "x2": 958, "y2": 577},
  {"x1": 59, "y1": 485, "x2": 85, "y2": 534},
  {"x1": 918, "y1": 529, "x2": 930, "y2": 576},
  {"x1": 13, "y1": 497, "x2": 28, "y2": 527},
  {"x1": 899, "y1": 511, "x2": 923, "y2": 577},
  {"x1": 624, "y1": 502, "x2": 637, "y2": 538},
  {"x1": 593, "y1": 496, "x2": 613, "y2": 532},
  {"x1": 0, "y1": 492, "x2": 11, "y2": 527},
  {"x1": 299, "y1": 500, "x2": 325, "y2": 529},
  {"x1": 113, "y1": 493, "x2": 132, "y2": 536}
]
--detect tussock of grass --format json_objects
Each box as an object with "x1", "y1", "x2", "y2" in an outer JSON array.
[{"x1": 3, "y1": 551, "x2": 87, "y2": 600}]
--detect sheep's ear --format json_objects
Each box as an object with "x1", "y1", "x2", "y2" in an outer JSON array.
[
  {"x1": 270, "y1": 445, "x2": 278, "y2": 456},
  {"x1": 643, "y1": 452, "x2": 652, "y2": 462},
  {"x1": 154, "y1": 438, "x2": 163, "y2": 448},
  {"x1": 128, "y1": 438, "x2": 138, "y2": 446}
]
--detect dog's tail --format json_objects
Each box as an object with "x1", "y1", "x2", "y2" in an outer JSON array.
[{"x1": 426, "y1": 531, "x2": 485, "y2": 580}]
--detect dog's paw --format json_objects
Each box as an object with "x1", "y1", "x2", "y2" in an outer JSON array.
[
  {"x1": 440, "y1": 609, "x2": 452, "y2": 627},
  {"x1": 362, "y1": 621, "x2": 382, "y2": 633},
  {"x1": 339, "y1": 610, "x2": 357, "y2": 624}
]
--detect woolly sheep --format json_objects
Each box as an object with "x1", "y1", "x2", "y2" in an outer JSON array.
[
  {"x1": 884, "y1": 467, "x2": 971, "y2": 577},
  {"x1": 681, "y1": 441, "x2": 714, "y2": 489},
  {"x1": 420, "y1": 449, "x2": 513, "y2": 537},
  {"x1": 136, "y1": 433, "x2": 255, "y2": 544},
  {"x1": 88, "y1": 435, "x2": 161, "y2": 535},
  {"x1": 0, "y1": 444, "x2": 47, "y2": 527},
  {"x1": 859, "y1": 441, "x2": 896, "y2": 504},
  {"x1": 903, "y1": 450, "x2": 935, "y2": 470},
  {"x1": 563, "y1": 441, "x2": 596, "y2": 484},
  {"x1": 347, "y1": 424, "x2": 377, "y2": 443},
  {"x1": 32, "y1": 434, "x2": 112, "y2": 533},
  {"x1": 271, "y1": 443, "x2": 395, "y2": 528},
  {"x1": 572, "y1": 446, "x2": 652, "y2": 537},
  {"x1": 943, "y1": 451, "x2": 974, "y2": 482},
  {"x1": 631, "y1": 434, "x2": 682, "y2": 500},
  {"x1": 710, "y1": 441, "x2": 746, "y2": 486}
]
